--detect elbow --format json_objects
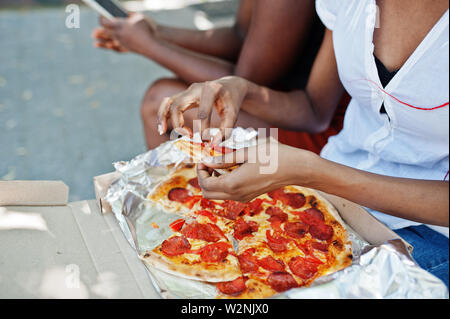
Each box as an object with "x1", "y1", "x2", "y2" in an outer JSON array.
[
  {"x1": 303, "y1": 91, "x2": 334, "y2": 134},
  {"x1": 233, "y1": 23, "x2": 246, "y2": 46},
  {"x1": 289, "y1": 115, "x2": 330, "y2": 134},
  {"x1": 309, "y1": 115, "x2": 332, "y2": 134}
]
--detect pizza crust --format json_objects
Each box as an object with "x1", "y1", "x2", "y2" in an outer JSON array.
[
  {"x1": 173, "y1": 139, "x2": 222, "y2": 163},
  {"x1": 217, "y1": 278, "x2": 276, "y2": 299},
  {"x1": 140, "y1": 251, "x2": 242, "y2": 283}
]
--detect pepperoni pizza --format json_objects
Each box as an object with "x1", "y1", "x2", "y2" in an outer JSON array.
[{"x1": 141, "y1": 163, "x2": 353, "y2": 299}]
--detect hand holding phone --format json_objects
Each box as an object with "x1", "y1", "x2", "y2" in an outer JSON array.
[{"x1": 93, "y1": 12, "x2": 158, "y2": 55}]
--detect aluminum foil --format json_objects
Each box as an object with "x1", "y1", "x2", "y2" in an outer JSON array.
[{"x1": 104, "y1": 128, "x2": 449, "y2": 299}]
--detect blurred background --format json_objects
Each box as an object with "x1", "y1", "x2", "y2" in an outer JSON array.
[{"x1": 0, "y1": 0, "x2": 237, "y2": 201}]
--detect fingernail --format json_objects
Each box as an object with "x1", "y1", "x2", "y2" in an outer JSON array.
[{"x1": 158, "y1": 124, "x2": 164, "y2": 135}]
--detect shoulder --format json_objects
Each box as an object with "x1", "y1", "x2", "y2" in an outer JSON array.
[{"x1": 315, "y1": 0, "x2": 351, "y2": 30}]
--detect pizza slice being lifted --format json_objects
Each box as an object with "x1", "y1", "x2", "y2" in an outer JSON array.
[
  {"x1": 174, "y1": 139, "x2": 234, "y2": 162},
  {"x1": 174, "y1": 139, "x2": 238, "y2": 175}
]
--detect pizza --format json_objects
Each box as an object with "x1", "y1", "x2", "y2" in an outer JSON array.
[
  {"x1": 174, "y1": 139, "x2": 235, "y2": 162},
  {"x1": 173, "y1": 139, "x2": 238, "y2": 175},
  {"x1": 141, "y1": 162, "x2": 353, "y2": 299}
]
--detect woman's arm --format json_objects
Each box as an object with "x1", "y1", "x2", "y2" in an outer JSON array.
[
  {"x1": 305, "y1": 154, "x2": 449, "y2": 227},
  {"x1": 154, "y1": 0, "x2": 254, "y2": 61},
  {"x1": 155, "y1": 26, "x2": 245, "y2": 62},
  {"x1": 242, "y1": 29, "x2": 344, "y2": 132},
  {"x1": 198, "y1": 143, "x2": 449, "y2": 227},
  {"x1": 155, "y1": 0, "x2": 318, "y2": 85},
  {"x1": 94, "y1": 0, "x2": 318, "y2": 86}
]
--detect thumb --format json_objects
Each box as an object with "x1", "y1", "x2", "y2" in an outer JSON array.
[{"x1": 99, "y1": 16, "x2": 120, "y2": 29}]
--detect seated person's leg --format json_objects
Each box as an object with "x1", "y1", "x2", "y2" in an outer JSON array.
[
  {"x1": 141, "y1": 78, "x2": 188, "y2": 149},
  {"x1": 395, "y1": 226, "x2": 449, "y2": 288}
]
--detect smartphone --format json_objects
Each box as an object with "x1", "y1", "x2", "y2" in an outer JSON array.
[{"x1": 82, "y1": 0, "x2": 128, "y2": 19}]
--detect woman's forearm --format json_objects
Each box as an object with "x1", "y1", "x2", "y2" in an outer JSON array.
[
  {"x1": 240, "y1": 29, "x2": 344, "y2": 133},
  {"x1": 157, "y1": 25, "x2": 243, "y2": 61},
  {"x1": 141, "y1": 38, "x2": 236, "y2": 84},
  {"x1": 242, "y1": 82, "x2": 330, "y2": 133},
  {"x1": 295, "y1": 153, "x2": 449, "y2": 226}
]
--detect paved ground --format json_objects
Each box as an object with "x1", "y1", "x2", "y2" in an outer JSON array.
[{"x1": 0, "y1": 3, "x2": 235, "y2": 201}]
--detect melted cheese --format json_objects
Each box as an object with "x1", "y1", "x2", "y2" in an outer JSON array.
[{"x1": 183, "y1": 253, "x2": 201, "y2": 263}]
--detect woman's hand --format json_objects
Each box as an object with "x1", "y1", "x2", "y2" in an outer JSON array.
[
  {"x1": 92, "y1": 26, "x2": 129, "y2": 52},
  {"x1": 92, "y1": 13, "x2": 158, "y2": 55},
  {"x1": 157, "y1": 76, "x2": 249, "y2": 144},
  {"x1": 197, "y1": 138, "x2": 319, "y2": 202}
]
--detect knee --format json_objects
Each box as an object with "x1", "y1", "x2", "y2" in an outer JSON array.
[
  {"x1": 140, "y1": 78, "x2": 186, "y2": 122},
  {"x1": 141, "y1": 79, "x2": 167, "y2": 121}
]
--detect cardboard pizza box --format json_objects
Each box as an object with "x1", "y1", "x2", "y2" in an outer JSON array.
[
  {"x1": 0, "y1": 180, "x2": 159, "y2": 299},
  {"x1": 0, "y1": 177, "x2": 412, "y2": 298}
]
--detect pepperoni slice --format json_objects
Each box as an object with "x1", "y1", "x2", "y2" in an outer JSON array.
[
  {"x1": 297, "y1": 208, "x2": 325, "y2": 225},
  {"x1": 311, "y1": 241, "x2": 329, "y2": 252},
  {"x1": 238, "y1": 249, "x2": 259, "y2": 273},
  {"x1": 221, "y1": 201, "x2": 247, "y2": 220},
  {"x1": 309, "y1": 223, "x2": 334, "y2": 241},
  {"x1": 217, "y1": 277, "x2": 246, "y2": 296},
  {"x1": 181, "y1": 221, "x2": 224, "y2": 242},
  {"x1": 200, "y1": 242, "x2": 230, "y2": 263},
  {"x1": 247, "y1": 199, "x2": 264, "y2": 216},
  {"x1": 160, "y1": 236, "x2": 191, "y2": 256},
  {"x1": 270, "y1": 219, "x2": 283, "y2": 232},
  {"x1": 267, "y1": 272, "x2": 298, "y2": 292},
  {"x1": 188, "y1": 177, "x2": 201, "y2": 190},
  {"x1": 195, "y1": 210, "x2": 218, "y2": 223},
  {"x1": 168, "y1": 188, "x2": 191, "y2": 203},
  {"x1": 233, "y1": 218, "x2": 259, "y2": 240},
  {"x1": 268, "y1": 189, "x2": 286, "y2": 201},
  {"x1": 268, "y1": 189, "x2": 305, "y2": 209},
  {"x1": 283, "y1": 193, "x2": 306, "y2": 209},
  {"x1": 180, "y1": 222, "x2": 203, "y2": 240},
  {"x1": 169, "y1": 219, "x2": 185, "y2": 232},
  {"x1": 206, "y1": 223, "x2": 228, "y2": 241},
  {"x1": 257, "y1": 256, "x2": 285, "y2": 272},
  {"x1": 268, "y1": 241, "x2": 290, "y2": 253},
  {"x1": 288, "y1": 256, "x2": 319, "y2": 280},
  {"x1": 263, "y1": 198, "x2": 277, "y2": 206},
  {"x1": 185, "y1": 195, "x2": 202, "y2": 209},
  {"x1": 267, "y1": 239, "x2": 288, "y2": 253},
  {"x1": 284, "y1": 222, "x2": 309, "y2": 240},
  {"x1": 266, "y1": 230, "x2": 290, "y2": 253},
  {"x1": 200, "y1": 198, "x2": 215, "y2": 209},
  {"x1": 265, "y1": 207, "x2": 288, "y2": 223}
]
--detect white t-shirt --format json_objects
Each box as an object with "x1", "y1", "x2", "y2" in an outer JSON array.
[{"x1": 316, "y1": 0, "x2": 449, "y2": 236}]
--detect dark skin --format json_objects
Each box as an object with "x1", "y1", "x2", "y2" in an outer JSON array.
[
  {"x1": 92, "y1": 0, "x2": 318, "y2": 148},
  {"x1": 160, "y1": 0, "x2": 449, "y2": 226}
]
